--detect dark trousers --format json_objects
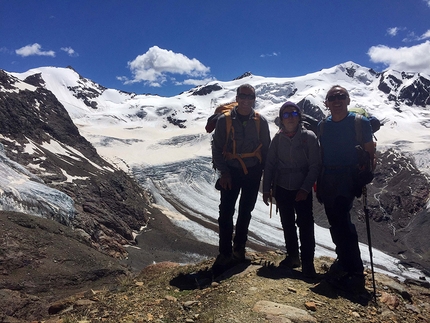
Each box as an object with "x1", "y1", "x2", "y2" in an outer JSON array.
[
  {"x1": 218, "y1": 165, "x2": 262, "y2": 256},
  {"x1": 275, "y1": 186, "x2": 315, "y2": 262},
  {"x1": 324, "y1": 196, "x2": 364, "y2": 274}
]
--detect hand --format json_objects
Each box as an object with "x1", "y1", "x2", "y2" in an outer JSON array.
[
  {"x1": 219, "y1": 173, "x2": 232, "y2": 190},
  {"x1": 263, "y1": 192, "x2": 271, "y2": 206},
  {"x1": 295, "y1": 189, "x2": 308, "y2": 202}
]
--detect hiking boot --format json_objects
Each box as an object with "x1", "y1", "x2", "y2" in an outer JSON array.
[
  {"x1": 213, "y1": 253, "x2": 233, "y2": 267},
  {"x1": 212, "y1": 253, "x2": 235, "y2": 277},
  {"x1": 326, "y1": 259, "x2": 346, "y2": 278},
  {"x1": 279, "y1": 254, "x2": 301, "y2": 269},
  {"x1": 332, "y1": 273, "x2": 366, "y2": 293},
  {"x1": 232, "y1": 244, "x2": 251, "y2": 262},
  {"x1": 302, "y1": 260, "x2": 317, "y2": 278}
]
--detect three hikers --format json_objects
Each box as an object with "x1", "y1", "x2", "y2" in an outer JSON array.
[{"x1": 210, "y1": 84, "x2": 375, "y2": 292}]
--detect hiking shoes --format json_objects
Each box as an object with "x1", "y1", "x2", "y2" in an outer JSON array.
[
  {"x1": 213, "y1": 253, "x2": 233, "y2": 266},
  {"x1": 232, "y1": 244, "x2": 251, "y2": 262},
  {"x1": 279, "y1": 255, "x2": 301, "y2": 269},
  {"x1": 330, "y1": 273, "x2": 366, "y2": 293},
  {"x1": 326, "y1": 259, "x2": 347, "y2": 278},
  {"x1": 302, "y1": 261, "x2": 317, "y2": 278}
]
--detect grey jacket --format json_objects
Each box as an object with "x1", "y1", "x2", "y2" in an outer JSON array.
[
  {"x1": 263, "y1": 126, "x2": 321, "y2": 193},
  {"x1": 211, "y1": 107, "x2": 271, "y2": 174}
]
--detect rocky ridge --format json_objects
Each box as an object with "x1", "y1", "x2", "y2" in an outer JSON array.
[
  {"x1": 6, "y1": 251, "x2": 430, "y2": 323},
  {"x1": 0, "y1": 69, "x2": 152, "y2": 258}
]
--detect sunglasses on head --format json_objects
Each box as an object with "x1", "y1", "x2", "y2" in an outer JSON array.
[
  {"x1": 326, "y1": 93, "x2": 348, "y2": 102},
  {"x1": 282, "y1": 111, "x2": 299, "y2": 119},
  {"x1": 237, "y1": 93, "x2": 256, "y2": 100}
]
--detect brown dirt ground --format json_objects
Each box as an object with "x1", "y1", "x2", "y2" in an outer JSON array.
[
  {"x1": 39, "y1": 253, "x2": 430, "y2": 323},
  {"x1": 1, "y1": 211, "x2": 430, "y2": 323}
]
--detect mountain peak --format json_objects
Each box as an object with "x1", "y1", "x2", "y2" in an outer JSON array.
[{"x1": 234, "y1": 71, "x2": 253, "y2": 80}]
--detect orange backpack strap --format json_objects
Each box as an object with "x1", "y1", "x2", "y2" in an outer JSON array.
[{"x1": 222, "y1": 111, "x2": 262, "y2": 175}]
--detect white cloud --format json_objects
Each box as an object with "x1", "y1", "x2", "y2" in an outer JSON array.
[
  {"x1": 121, "y1": 46, "x2": 211, "y2": 87},
  {"x1": 15, "y1": 43, "x2": 55, "y2": 57},
  {"x1": 386, "y1": 27, "x2": 430, "y2": 42},
  {"x1": 400, "y1": 29, "x2": 430, "y2": 42},
  {"x1": 368, "y1": 40, "x2": 430, "y2": 74},
  {"x1": 424, "y1": 0, "x2": 430, "y2": 7},
  {"x1": 419, "y1": 29, "x2": 430, "y2": 40},
  {"x1": 61, "y1": 47, "x2": 78, "y2": 57},
  {"x1": 387, "y1": 27, "x2": 405, "y2": 37},
  {"x1": 260, "y1": 52, "x2": 280, "y2": 58}
]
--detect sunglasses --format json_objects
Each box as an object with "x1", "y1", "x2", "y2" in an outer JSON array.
[
  {"x1": 237, "y1": 93, "x2": 256, "y2": 100},
  {"x1": 282, "y1": 111, "x2": 299, "y2": 119},
  {"x1": 326, "y1": 93, "x2": 348, "y2": 102}
]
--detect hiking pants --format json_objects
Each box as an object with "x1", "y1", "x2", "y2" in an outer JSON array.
[
  {"x1": 275, "y1": 186, "x2": 315, "y2": 263},
  {"x1": 218, "y1": 165, "x2": 262, "y2": 256},
  {"x1": 324, "y1": 195, "x2": 364, "y2": 274}
]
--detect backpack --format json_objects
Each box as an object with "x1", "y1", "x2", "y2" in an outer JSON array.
[
  {"x1": 207, "y1": 102, "x2": 262, "y2": 175},
  {"x1": 205, "y1": 102, "x2": 238, "y2": 133},
  {"x1": 301, "y1": 114, "x2": 320, "y2": 135},
  {"x1": 349, "y1": 106, "x2": 381, "y2": 136}
]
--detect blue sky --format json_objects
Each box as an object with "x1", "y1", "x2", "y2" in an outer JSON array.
[{"x1": 1, "y1": 0, "x2": 430, "y2": 97}]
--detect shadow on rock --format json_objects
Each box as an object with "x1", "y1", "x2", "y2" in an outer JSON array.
[
  {"x1": 310, "y1": 279, "x2": 372, "y2": 306},
  {"x1": 169, "y1": 260, "x2": 252, "y2": 290},
  {"x1": 256, "y1": 262, "x2": 323, "y2": 284}
]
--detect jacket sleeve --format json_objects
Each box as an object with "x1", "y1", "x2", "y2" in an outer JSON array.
[
  {"x1": 259, "y1": 115, "x2": 272, "y2": 167},
  {"x1": 262, "y1": 133, "x2": 278, "y2": 193},
  {"x1": 300, "y1": 131, "x2": 321, "y2": 193},
  {"x1": 211, "y1": 114, "x2": 229, "y2": 174}
]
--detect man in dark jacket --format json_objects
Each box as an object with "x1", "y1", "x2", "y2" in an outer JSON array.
[{"x1": 211, "y1": 84, "x2": 271, "y2": 272}]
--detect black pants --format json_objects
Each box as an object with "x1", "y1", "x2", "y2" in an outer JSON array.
[
  {"x1": 324, "y1": 195, "x2": 364, "y2": 274},
  {"x1": 275, "y1": 186, "x2": 315, "y2": 262},
  {"x1": 218, "y1": 165, "x2": 262, "y2": 256}
]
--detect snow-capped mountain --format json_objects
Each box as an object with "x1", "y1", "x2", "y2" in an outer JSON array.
[
  {"x1": 10, "y1": 63, "x2": 430, "y2": 172},
  {"x1": 0, "y1": 69, "x2": 152, "y2": 258},
  {"x1": 1, "y1": 62, "x2": 430, "y2": 278}
]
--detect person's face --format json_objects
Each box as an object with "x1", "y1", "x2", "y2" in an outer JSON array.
[
  {"x1": 236, "y1": 87, "x2": 255, "y2": 115},
  {"x1": 324, "y1": 87, "x2": 350, "y2": 117},
  {"x1": 281, "y1": 106, "x2": 300, "y2": 132}
]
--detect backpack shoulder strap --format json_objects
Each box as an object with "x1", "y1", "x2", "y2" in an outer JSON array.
[
  {"x1": 224, "y1": 109, "x2": 233, "y2": 142},
  {"x1": 254, "y1": 111, "x2": 261, "y2": 139},
  {"x1": 354, "y1": 114, "x2": 364, "y2": 146}
]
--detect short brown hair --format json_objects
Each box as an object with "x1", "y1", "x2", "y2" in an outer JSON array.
[{"x1": 236, "y1": 84, "x2": 255, "y2": 95}]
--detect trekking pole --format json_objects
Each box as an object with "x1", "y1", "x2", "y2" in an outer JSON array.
[
  {"x1": 269, "y1": 189, "x2": 273, "y2": 219},
  {"x1": 363, "y1": 186, "x2": 377, "y2": 303}
]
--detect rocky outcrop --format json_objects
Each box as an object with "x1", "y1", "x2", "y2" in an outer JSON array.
[
  {"x1": 190, "y1": 83, "x2": 223, "y2": 96},
  {"x1": 0, "y1": 69, "x2": 151, "y2": 258},
  {"x1": 378, "y1": 71, "x2": 430, "y2": 107}
]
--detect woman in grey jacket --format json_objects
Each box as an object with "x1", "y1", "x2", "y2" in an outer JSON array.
[{"x1": 263, "y1": 101, "x2": 321, "y2": 277}]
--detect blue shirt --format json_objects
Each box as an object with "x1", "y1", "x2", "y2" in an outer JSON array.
[{"x1": 318, "y1": 112, "x2": 373, "y2": 169}]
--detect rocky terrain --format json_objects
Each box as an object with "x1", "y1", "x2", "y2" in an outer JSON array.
[
  {"x1": 2, "y1": 221, "x2": 429, "y2": 323},
  {"x1": 0, "y1": 69, "x2": 152, "y2": 259},
  {"x1": 54, "y1": 255, "x2": 430, "y2": 323}
]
